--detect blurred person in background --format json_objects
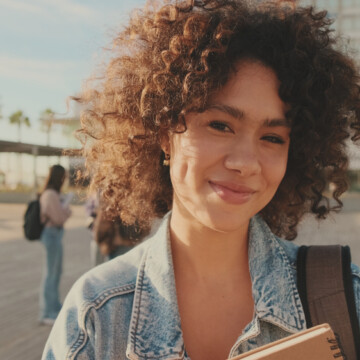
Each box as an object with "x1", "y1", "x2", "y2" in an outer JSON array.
[
  {"x1": 92, "y1": 208, "x2": 137, "y2": 260},
  {"x1": 86, "y1": 191, "x2": 164, "y2": 266},
  {"x1": 39, "y1": 164, "x2": 72, "y2": 325},
  {"x1": 84, "y1": 191, "x2": 106, "y2": 266}
]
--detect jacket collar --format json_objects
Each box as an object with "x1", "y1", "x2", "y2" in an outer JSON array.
[
  {"x1": 126, "y1": 214, "x2": 305, "y2": 360},
  {"x1": 126, "y1": 213, "x2": 185, "y2": 360},
  {"x1": 248, "y1": 215, "x2": 306, "y2": 332}
]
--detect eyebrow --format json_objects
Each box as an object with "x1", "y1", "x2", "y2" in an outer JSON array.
[{"x1": 206, "y1": 104, "x2": 291, "y2": 128}]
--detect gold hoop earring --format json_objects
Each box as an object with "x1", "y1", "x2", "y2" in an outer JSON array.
[{"x1": 163, "y1": 153, "x2": 170, "y2": 166}]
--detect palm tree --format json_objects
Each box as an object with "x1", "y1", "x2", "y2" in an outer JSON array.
[
  {"x1": 8, "y1": 110, "x2": 30, "y2": 185},
  {"x1": 9, "y1": 110, "x2": 30, "y2": 142},
  {"x1": 60, "y1": 117, "x2": 80, "y2": 147},
  {"x1": 40, "y1": 108, "x2": 55, "y2": 146}
]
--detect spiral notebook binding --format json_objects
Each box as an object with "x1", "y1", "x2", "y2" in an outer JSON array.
[{"x1": 327, "y1": 334, "x2": 347, "y2": 359}]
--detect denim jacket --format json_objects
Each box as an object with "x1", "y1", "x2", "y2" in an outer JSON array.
[{"x1": 42, "y1": 213, "x2": 360, "y2": 359}]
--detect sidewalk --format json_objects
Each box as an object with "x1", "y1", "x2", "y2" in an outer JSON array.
[
  {"x1": 0, "y1": 205, "x2": 91, "y2": 360},
  {"x1": 0, "y1": 199, "x2": 359, "y2": 359}
]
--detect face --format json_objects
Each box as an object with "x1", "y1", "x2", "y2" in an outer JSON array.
[{"x1": 167, "y1": 61, "x2": 290, "y2": 233}]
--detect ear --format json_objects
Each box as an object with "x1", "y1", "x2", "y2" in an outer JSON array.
[{"x1": 160, "y1": 131, "x2": 170, "y2": 155}]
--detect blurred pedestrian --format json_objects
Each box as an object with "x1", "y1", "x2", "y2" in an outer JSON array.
[
  {"x1": 84, "y1": 191, "x2": 106, "y2": 266},
  {"x1": 92, "y1": 208, "x2": 137, "y2": 260},
  {"x1": 86, "y1": 192, "x2": 163, "y2": 265},
  {"x1": 39, "y1": 164, "x2": 71, "y2": 325}
]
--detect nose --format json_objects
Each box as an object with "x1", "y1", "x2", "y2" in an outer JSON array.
[{"x1": 224, "y1": 139, "x2": 261, "y2": 176}]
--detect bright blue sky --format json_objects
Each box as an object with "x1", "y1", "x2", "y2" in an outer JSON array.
[
  {"x1": 0, "y1": 0, "x2": 146, "y2": 145},
  {"x1": 0, "y1": 0, "x2": 359, "y2": 166}
]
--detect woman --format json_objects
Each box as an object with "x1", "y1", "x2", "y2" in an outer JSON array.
[
  {"x1": 39, "y1": 164, "x2": 71, "y2": 325},
  {"x1": 43, "y1": 1, "x2": 360, "y2": 358},
  {"x1": 92, "y1": 207, "x2": 137, "y2": 261}
]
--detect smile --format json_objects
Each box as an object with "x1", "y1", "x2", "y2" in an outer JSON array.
[{"x1": 209, "y1": 181, "x2": 256, "y2": 205}]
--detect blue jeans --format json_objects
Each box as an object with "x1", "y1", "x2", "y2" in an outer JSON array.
[{"x1": 40, "y1": 227, "x2": 64, "y2": 320}]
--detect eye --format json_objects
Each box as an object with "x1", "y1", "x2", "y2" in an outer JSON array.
[
  {"x1": 262, "y1": 135, "x2": 286, "y2": 144},
  {"x1": 209, "y1": 121, "x2": 234, "y2": 133}
]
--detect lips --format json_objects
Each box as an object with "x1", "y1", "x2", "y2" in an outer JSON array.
[{"x1": 209, "y1": 180, "x2": 256, "y2": 205}]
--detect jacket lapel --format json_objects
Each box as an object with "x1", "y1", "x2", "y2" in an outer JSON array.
[
  {"x1": 126, "y1": 213, "x2": 185, "y2": 360},
  {"x1": 249, "y1": 215, "x2": 306, "y2": 332}
]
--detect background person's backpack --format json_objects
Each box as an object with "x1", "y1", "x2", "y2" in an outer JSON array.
[{"x1": 23, "y1": 198, "x2": 44, "y2": 241}]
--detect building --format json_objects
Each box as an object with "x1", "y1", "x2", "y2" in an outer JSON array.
[
  {"x1": 301, "y1": 0, "x2": 360, "y2": 57},
  {"x1": 301, "y1": 0, "x2": 360, "y2": 188}
]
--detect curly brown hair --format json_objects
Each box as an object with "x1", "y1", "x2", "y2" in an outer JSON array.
[{"x1": 76, "y1": 0, "x2": 360, "y2": 239}]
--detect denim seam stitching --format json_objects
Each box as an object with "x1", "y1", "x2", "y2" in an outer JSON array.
[
  {"x1": 263, "y1": 225, "x2": 304, "y2": 330},
  {"x1": 129, "y1": 257, "x2": 146, "y2": 358},
  {"x1": 228, "y1": 316, "x2": 261, "y2": 357},
  {"x1": 129, "y1": 235, "x2": 184, "y2": 360},
  {"x1": 274, "y1": 239, "x2": 305, "y2": 330},
  {"x1": 66, "y1": 284, "x2": 136, "y2": 360}
]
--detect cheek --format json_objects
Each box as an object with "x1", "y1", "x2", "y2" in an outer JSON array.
[
  {"x1": 170, "y1": 136, "x2": 191, "y2": 183},
  {"x1": 169, "y1": 141, "x2": 197, "y2": 197},
  {"x1": 262, "y1": 149, "x2": 289, "y2": 187},
  {"x1": 169, "y1": 132, "x2": 216, "y2": 182},
  {"x1": 170, "y1": 159, "x2": 189, "y2": 189}
]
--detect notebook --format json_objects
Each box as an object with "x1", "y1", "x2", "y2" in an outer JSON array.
[{"x1": 229, "y1": 323, "x2": 344, "y2": 360}]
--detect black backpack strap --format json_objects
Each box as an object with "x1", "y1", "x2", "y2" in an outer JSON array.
[{"x1": 297, "y1": 245, "x2": 360, "y2": 360}]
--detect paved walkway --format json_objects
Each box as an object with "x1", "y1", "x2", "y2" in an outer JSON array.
[
  {"x1": 0, "y1": 197, "x2": 359, "y2": 359},
  {"x1": 0, "y1": 204, "x2": 92, "y2": 360}
]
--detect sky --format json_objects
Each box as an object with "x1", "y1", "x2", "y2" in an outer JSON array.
[
  {"x1": 0, "y1": 0, "x2": 359, "y2": 181},
  {"x1": 0, "y1": 0, "x2": 146, "y2": 146},
  {"x1": 0, "y1": 0, "x2": 338, "y2": 148}
]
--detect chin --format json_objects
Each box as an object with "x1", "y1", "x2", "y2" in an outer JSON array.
[{"x1": 200, "y1": 211, "x2": 252, "y2": 234}]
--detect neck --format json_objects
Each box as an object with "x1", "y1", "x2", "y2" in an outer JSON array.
[{"x1": 169, "y1": 206, "x2": 250, "y2": 282}]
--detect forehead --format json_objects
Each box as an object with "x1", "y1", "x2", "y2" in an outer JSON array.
[
  {"x1": 206, "y1": 60, "x2": 288, "y2": 123},
  {"x1": 212, "y1": 60, "x2": 280, "y2": 100}
]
